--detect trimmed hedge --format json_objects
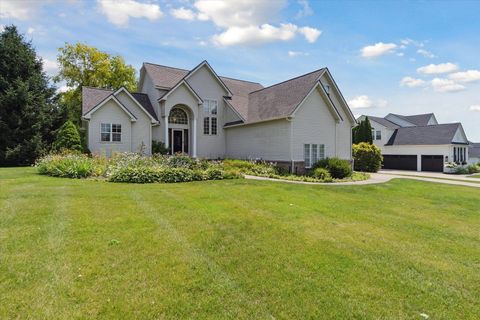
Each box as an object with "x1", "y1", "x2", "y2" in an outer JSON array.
[
  {"x1": 352, "y1": 142, "x2": 383, "y2": 172},
  {"x1": 312, "y1": 157, "x2": 352, "y2": 179}
]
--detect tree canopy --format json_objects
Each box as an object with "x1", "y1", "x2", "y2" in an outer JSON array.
[
  {"x1": 54, "y1": 43, "x2": 137, "y2": 125},
  {"x1": 0, "y1": 25, "x2": 66, "y2": 166}
]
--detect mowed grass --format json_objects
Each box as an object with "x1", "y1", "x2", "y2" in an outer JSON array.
[{"x1": 1, "y1": 168, "x2": 479, "y2": 319}]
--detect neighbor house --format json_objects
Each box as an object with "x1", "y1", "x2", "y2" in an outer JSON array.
[
  {"x1": 357, "y1": 113, "x2": 470, "y2": 172},
  {"x1": 469, "y1": 142, "x2": 480, "y2": 165},
  {"x1": 82, "y1": 61, "x2": 356, "y2": 173}
]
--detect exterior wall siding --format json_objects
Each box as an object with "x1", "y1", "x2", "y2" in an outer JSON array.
[
  {"x1": 88, "y1": 100, "x2": 132, "y2": 156},
  {"x1": 292, "y1": 90, "x2": 335, "y2": 162},
  {"x1": 186, "y1": 66, "x2": 229, "y2": 159},
  {"x1": 225, "y1": 119, "x2": 291, "y2": 161},
  {"x1": 115, "y1": 91, "x2": 152, "y2": 154}
]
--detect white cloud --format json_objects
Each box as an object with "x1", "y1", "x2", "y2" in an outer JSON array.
[
  {"x1": 431, "y1": 78, "x2": 465, "y2": 93},
  {"x1": 417, "y1": 62, "x2": 458, "y2": 74},
  {"x1": 348, "y1": 95, "x2": 387, "y2": 109},
  {"x1": 97, "y1": 0, "x2": 163, "y2": 27},
  {"x1": 212, "y1": 23, "x2": 298, "y2": 46},
  {"x1": 288, "y1": 51, "x2": 309, "y2": 57},
  {"x1": 296, "y1": 0, "x2": 313, "y2": 18},
  {"x1": 448, "y1": 70, "x2": 480, "y2": 83},
  {"x1": 400, "y1": 76, "x2": 427, "y2": 88},
  {"x1": 42, "y1": 58, "x2": 58, "y2": 75},
  {"x1": 469, "y1": 105, "x2": 480, "y2": 112},
  {"x1": 192, "y1": 0, "x2": 321, "y2": 46},
  {"x1": 0, "y1": 0, "x2": 36, "y2": 20},
  {"x1": 170, "y1": 7, "x2": 196, "y2": 21},
  {"x1": 417, "y1": 49, "x2": 435, "y2": 58},
  {"x1": 27, "y1": 27, "x2": 35, "y2": 35},
  {"x1": 361, "y1": 42, "x2": 397, "y2": 58},
  {"x1": 298, "y1": 26, "x2": 321, "y2": 43},
  {"x1": 0, "y1": 25, "x2": 4, "y2": 33},
  {"x1": 57, "y1": 85, "x2": 70, "y2": 93}
]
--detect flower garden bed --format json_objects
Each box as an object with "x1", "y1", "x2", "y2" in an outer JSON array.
[{"x1": 35, "y1": 153, "x2": 369, "y2": 184}]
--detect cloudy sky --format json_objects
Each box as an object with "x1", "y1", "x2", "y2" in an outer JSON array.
[{"x1": 1, "y1": 0, "x2": 479, "y2": 140}]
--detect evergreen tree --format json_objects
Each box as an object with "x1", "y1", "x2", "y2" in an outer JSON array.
[
  {"x1": 53, "y1": 120, "x2": 82, "y2": 152},
  {"x1": 0, "y1": 25, "x2": 66, "y2": 166},
  {"x1": 352, "y1": 117, "x2": 373, "y2": 144}
]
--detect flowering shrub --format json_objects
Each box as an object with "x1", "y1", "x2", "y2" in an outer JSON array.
[
  {"x1": 35, "y1": 152, "x2": 101, "y2": 178},
  {"x1": 36, "y1": 153, "x2": 240, "y2": 183}
]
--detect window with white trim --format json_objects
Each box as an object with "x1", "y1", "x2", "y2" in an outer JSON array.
[
  {"x1": 203, "y1": 99, "x2": 217, "y2": 135},
  {"x1": 304, "y1": 144, "x2": 326, "y2": 168},
  {"x1": 376, "y1": 130, "x2": 381, "y2": 140},
  {"x1": 101, "y1": 123, "x2": 121, "y2": 142}
]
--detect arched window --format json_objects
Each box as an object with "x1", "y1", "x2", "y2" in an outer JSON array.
[{"x1": 169, "y1": 108, "x2": 188, "y2": 124}]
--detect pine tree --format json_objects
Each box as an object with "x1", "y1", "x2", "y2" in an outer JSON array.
[
  {"x1": 0, "y1": 25, "x2": 66, "y2": 166},
  {"x1": 352, "y1": 117, "x2": 373, "y2": 144},
  {"x1": 53, "y1": 120, "x2": 82, "y2": 152}
]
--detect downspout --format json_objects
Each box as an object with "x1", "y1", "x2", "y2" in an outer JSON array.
[{"x1": 287, "y1": 116, "x2": 294, "y2": 173}]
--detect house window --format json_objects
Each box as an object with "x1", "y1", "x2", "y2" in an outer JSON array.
[
  {"x1": 371, "y1": 129, "x2": 375, "y2": 140},
  {"x1": 101, "y1": 123, "x2": 121, "y2": 142},
  {"x1": 304, "y1": 144, "x2": 325, "y2": 168},
  {"x1": 203, "y1": 99, "x2": 217, "y2": 135},
  {"x1": 376, "y1": 130, "x2": 381, "y2": 140},
  {"x1": 203, "y1": 117, "x2": 210, "y2": 135},
  {"x1": 169, "y1": 108, "x2": 188, "y2": 124},
  {"x1": 304, "y1": 144, "x2": 311, "y2": 168}
]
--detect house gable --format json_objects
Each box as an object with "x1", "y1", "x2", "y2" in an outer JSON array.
[
  {"x1": 291, "y1": 82, "x2": 342, "y2": 122},
  {"x1": 452, "y1": 124, "x2": 469, "y2": 144},
  {"x1": 83, "y1": 95, "x2": 137, "y2": 121},
  {"x1": 184, "y1": 61, "x2": 232, "y2": 97},
  {"x1": 320, "y1": 69, "x2": 356, "y2": 125},
  {"x1": 385, "y1": 114, "x2": 417, "y2": 127}
]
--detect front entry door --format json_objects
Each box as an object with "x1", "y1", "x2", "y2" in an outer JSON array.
[{"x1": 173, "y1": 130, "x2": 183, "y2": 154}]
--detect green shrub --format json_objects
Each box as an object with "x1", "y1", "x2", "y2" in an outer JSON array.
[
  {"x1": 312, "y1": 157, "x2": 352, "y2": 179},
  {"x1": 352, "y1": 142, "x2": 383, "y2": 172},
  {"x1": 312, "y1": 167, "x2": 331, "y2": 180},
  {"x1": 165, "y1": 154, "x2": 196, "y2": 169},
  {"x1": 466, "y1": 164, "x2": 480, "y2": 174},
  {"x1": 36, "y1": 153, "x2": 97, "y2": 178},
  {"x1": 455, "y1": 166, "x2": 469, "y2": 174},
  {"x1": 223, "y1": 159, "x2": 277, "y2": 176},
  {"x1": 205, "y1": 167, "x2": 224, "y2": 180},
  {"x1": 152, "y1": 140, "x2": 169, "y2": 155},
  {"x1": 52, "y1": 121, "x2": 82, "y2": 152}
]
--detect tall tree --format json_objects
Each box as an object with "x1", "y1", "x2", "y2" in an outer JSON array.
[
  {"x1": 353, "y1": 117, "x2": 373, "y2": 144},
  {"x1": 0, "y1": 25, "x2": 66, "y2": 166},
  {"x1": 54, "y1": 43, "x2": 137, "y2": 125}
]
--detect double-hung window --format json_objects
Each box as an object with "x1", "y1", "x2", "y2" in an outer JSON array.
[
  {"x1": 203, "y1": 99, "x2": 218, "y2": 135},
  {"x1": 376, "y1": 130, "x2": 381, "y2": 140},
  {"x1": 101, "y1": 123, "x2": 121, "y2": 142},
  {"x1": 304, "y1": 144, "x2": 325, "y2": 168}
]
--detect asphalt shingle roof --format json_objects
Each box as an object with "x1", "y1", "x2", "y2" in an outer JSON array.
[
  {"x1": 390, "y1": 113, "x2": 434, "y2": 126},
  {"x1": 366, "y1": 115, "x2": 399, "y2": 129},
  {"x1": 82, "y1": 87, "x2": 157, "y2": 120},
  {"x1": 246, "y1": 68, "x2": 325, "y2": 122},
  {"x1": 143, "y1": 63, "x2": 327, "y2": 123},
  {"x1": 386, "y1": 123, "x2": 461, "y2": 145},
  {"x1": 469, "y1": 142, "x2": 480, "y2": 158}
]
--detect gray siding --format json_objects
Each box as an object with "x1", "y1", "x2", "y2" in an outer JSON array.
[{"x1": 225, "y1": 119, "x2": 291, "y2": 161}]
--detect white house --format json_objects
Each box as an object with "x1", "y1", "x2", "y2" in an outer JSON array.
[
  {"x1": 357, "y1": 113, "x2": 470, "y2": 172},
  {"x1": 469, "y1": 142, "x2": 480, "y2": 165},
  {"x1": 82, "y1": 61, "x2": 356, "y2": 173}
]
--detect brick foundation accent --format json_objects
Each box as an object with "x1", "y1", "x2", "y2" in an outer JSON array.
[{"x1": 268, "y1": 160, "x2": 306, "y2": 175}]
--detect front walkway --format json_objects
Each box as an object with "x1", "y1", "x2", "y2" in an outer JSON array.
[{"x1": 245, "y1": 173, "x2": 480, "y2": 188}]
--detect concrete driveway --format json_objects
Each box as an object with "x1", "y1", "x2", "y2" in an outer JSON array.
[{"x1": 378, "y1": 169, "x2": 476, "y2": 182}]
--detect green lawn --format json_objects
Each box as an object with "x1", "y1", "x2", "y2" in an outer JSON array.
[{"x1": 1, "y1": 168, "x2": 479, "y2": 319}]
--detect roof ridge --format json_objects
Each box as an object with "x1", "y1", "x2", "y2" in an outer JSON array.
[
  {"x1": 398, "y1": 122, "x2": 460, "y2": 129},
  {"x1": 82, "y1": 86, "x2": 113, "y2": 91},
  {"x1": 144, "y1": 61, "x2": 262, "y2": 86},
  {"x1": 248, "y1": 67, "x2": 326, "y2": 95},
  {"x1": 143, "y1": 62, "x2": 189, "y2": 72},
  {"x1": 219, "y1": 75, "x2": 263, "y2": 85}
]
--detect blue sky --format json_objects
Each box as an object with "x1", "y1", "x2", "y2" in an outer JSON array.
[{"x1": 1, "y1": 0, "x2": 479, "y2": 140}]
